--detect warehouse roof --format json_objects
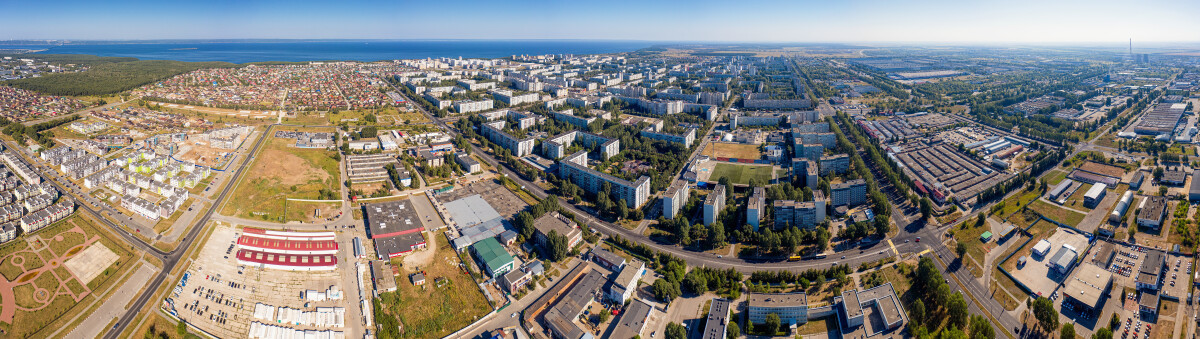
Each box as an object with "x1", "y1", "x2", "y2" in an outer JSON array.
[{"x1": 443, "y1": 194, "x2": 502, "y2": 228}]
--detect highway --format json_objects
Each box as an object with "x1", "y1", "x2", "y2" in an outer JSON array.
[{"x1": 100, "y1": 123, "x2": 272, "y2": 339}]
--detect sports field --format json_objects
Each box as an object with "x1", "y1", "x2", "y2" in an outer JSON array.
[
  {"x1": 709, "y1": 163, "x2": 774, "y2": 185},
  {"x1": 703, "y1": 142, "x2": 763, "y2": 159},
  {"x1": 221, "y1": 126, "x2": 342, "y2": 221}
]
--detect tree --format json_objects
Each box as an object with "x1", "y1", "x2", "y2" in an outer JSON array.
[
  {"x1": 948, "y1": 294, "x2": 968, "y2": 329},
  {"x1": 1093, "y1": 328, "x2": 1113, "y2": 339},
  {"x1": 911, "y1": 299, "x2": 926, "y2": 326},
  {"x1": 665, "y1": 322, "x2": 687, "y2": 339},
  {"x1": 969, "y1": 314, "x2": 994, "y2": 339},
  {"x1": 1061, "y1": 323, "x2": 1076, "y2": 339},
  {"x1": 1108, "y1": 314, "x2": 1120, "y2": 331},
  {"x1": 726, "y1": 322, "x2": 740, "y2": 339},
  {"x1": 653, "y1": 279, "x2": 681, "y2": 302},
  {"x1": 956, "y1": 242, "x2": 968, "y2": 258},
  {"x1": 546, "y1": 230, "x2": 570, "y2": 261},
  {"x1": 598, "y1": 311, "x2": 610, "y2": 324},
  {"x1": 684, "y1": 271, "x2": 708, "y2": 294},
  {"x1": 920, "y1": 197, "x2": 932, "y2": 220},
  {"x1": 710, "y1": 222, "x2": 727, "y2": 248},
  {"x1": 1032, "y1": 297, "x2": 1059, "y2": 334},
  {"x1": 176, "y1": 320, "x2": 188, "y2": 337},
  {"x1": 763, "y1": 313, "x2": 781, "y2": 335}
]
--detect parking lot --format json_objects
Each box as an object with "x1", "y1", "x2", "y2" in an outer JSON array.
[{"x1": 165, "y1": 224, "x2": 351, "y2": 338}]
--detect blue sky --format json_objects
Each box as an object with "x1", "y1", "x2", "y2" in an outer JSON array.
[{"x1": 2, "y1": 0, "x2": 1198, "y2": 42}]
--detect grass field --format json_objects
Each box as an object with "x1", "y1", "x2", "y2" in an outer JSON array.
[
  {"x1": 376, "y1": 236, "x2": 491, "y2": 339},
  {"x1": 951, "y1": 221, "x2": 992, "y2": 274},
  {"x1": 991, "y1": 270, "x2": 1023, "y2": 311},
  {"x1": 709, "y1": 163, "x2": 773, "y2": 185},
  {"x1": 0, "y1": 214, "x2": 135, "y2": 338},
  {"x1": 221, "y1": 126, "x2": 342, "y2": 221},
  {"x1": 1042, "y1": 170, "x2": 1068, "y2": 186},
  {"x1": 1028, "y1": 200, "x2": 1087, "y2": 226},
  {"x1": 283, "y1": 201, "x2": 342, "y2": 223},
  {"x1": 703, "y1": 142, "x2": 763, "y2": 160}
]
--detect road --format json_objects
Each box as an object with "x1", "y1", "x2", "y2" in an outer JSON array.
[
  {"x1": 393, "y1": 83, "x2": 1036, "y2": 337},
  {"x1": 100, "y1": 122, "x2": 272, "y2": 339}
]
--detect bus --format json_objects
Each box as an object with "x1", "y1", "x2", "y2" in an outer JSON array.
[{"x1": 787, "y1": 255, "x2": 803, "y2": 262}]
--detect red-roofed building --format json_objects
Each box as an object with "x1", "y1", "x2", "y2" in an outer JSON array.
[
  {"x1": 237, "y1": 228, "x2": 339, "y2": 255},
  {"x1": 235, "y1": 249, "x2": 337, "y2": 271},
  {"x1": 238, "y1": 234, "x2": 339, "y2": 255}
]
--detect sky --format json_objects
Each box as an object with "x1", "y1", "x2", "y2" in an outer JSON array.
[{"x1": 2, "y1": 0, "x2": 1199, "y2": 43}]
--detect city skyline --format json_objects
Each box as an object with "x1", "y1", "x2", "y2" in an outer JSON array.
[{"x1": 2, "y1": 0, "x2": 1199, "y2": 43}]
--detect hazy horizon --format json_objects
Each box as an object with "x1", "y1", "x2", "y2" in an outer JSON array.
[{"x1": 3, "y1": 0, "x2": 1198, "y2": 43}]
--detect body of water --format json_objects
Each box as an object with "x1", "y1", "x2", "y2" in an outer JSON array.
[{"x1": 0, "y1": 40, "x2": 655, "y2": 63}]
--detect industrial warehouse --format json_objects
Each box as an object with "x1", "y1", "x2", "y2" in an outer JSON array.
[{"x1": 891, "y1": 139, "x2": 1011, "y2": 203}]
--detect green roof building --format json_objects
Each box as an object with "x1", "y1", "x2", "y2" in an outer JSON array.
[
  {"x1": 980, "y1": 231, "x2": 993, "y2": 243},
  {"x1": 471, "y1": 238, "x2": 515, "y2": 278}
]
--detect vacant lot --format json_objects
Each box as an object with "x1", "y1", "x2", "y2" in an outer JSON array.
[
  {"x1": 703, "y1": 142, "x2": 763, "y2": 160},
  {"x1": 376, "y1": 235, "x2": 491, "y2": 339},
  {"x1": 1042, "y1": 170, "x2": 1068, "y2": 186},
  {"x1": 709, "y1": 163, "x2": 773, "y2": 185},
  {"x1": 1028, "y1": 200, "x2": 1087, "y2": 226},
  {"x1": 222, "y1": 126, "x2": 341, "y2": 221}
]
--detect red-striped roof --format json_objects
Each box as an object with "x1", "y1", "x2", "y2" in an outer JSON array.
[
  {"x1": 238, "y1": 234, "x2": 338, "y2": 252},
  {"x1": 236, "y1": 249, "x2": 337, "y2": 267}
]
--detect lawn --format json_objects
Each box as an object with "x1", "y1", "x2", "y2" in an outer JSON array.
[
  {"x1": 991, "y1": 270, "x2": 1024, "y2": 311},
  {"x1": 796, "y1": 316, "x2": 834, "y2": 335},
  {"x1": 375, "y1": 235, "x2": 491, "y2": 339},
  {"x1": 951, "y1": 221, "x2": 992, "y2": 274},
  {"x1": 703, "y1": 142, "x2": 763, "y2": 160},
  {"x1": 1042, "y1": 169, "x2": 1068, "y2": 186},
  {"x1": 1028, "y1": 200, "x2": 1087, "y2": 227},
  {"x1": 709, "y1": 163, "x2": 773, "y2": 185},
  {"x1": 221, "y1": 126, "x2": 342, "y2": 221},
  {"x1": 992, "y1": 188, "x2": 1044, "y2": 221}
]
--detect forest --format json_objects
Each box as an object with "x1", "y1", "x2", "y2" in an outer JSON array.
[{"x1": 2, "y1": 54, "x2": 235, "y2": 96}]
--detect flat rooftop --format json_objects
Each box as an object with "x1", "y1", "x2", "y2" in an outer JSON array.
[
  {"x1": 364, "y1": 199, "x2": 423, "y2": 239},
  {"x1": 748, "y1": 291, "x2": 808, "y2": 309},
  {"x1": 702, "y1": 298, "x2": 732, "y2": 339},
  {"x1": 443, "y1": 194, "x2": 502, "y2": 228},
  {"x1": 1063, "y1": 264, "x2": 1113, "y2": 308},
  {"x1": 842, "y1": 289, "x2": 863, "y2": 318}
]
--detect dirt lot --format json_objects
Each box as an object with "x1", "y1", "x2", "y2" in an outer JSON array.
[
  {"x1": 703, "y1": 142, "x2": 763, "y2": 160},
  {"x1": 222, "y1": 127, "x2": 341, "y2": 221},
  {"x1": 377, "y1": 234, "x2": 492, "y2": 339}
]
